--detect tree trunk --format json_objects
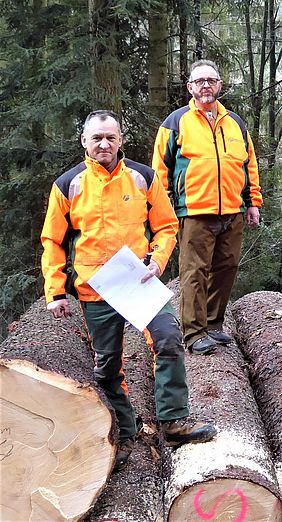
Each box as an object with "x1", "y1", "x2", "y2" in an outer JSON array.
[
  {"x1": 148, "y1": 1, "x2": 168, "y2": 124},
  {"x1": 253, "y1": 0, "x2": 268, "y2": 143},
  {"x1": 268, "y1": 0, "x2": 277, "y2": 169},
  {"x1": 0, "y1": 297, "x2": 117, "y2": 522},
  {"x1": 232, "y1": 290, "x2": 282, "y2": 492},
  {"x1": 88, "y1": 0, "x2": 121, "y2": 116},
  {"x1": 244, "y1": 0, "x2": 257, "y2": 136},
  {"x1": 164, "y1": 279, "x2": 282, "y2": 521},
  {"x1": 178, "y1": 0, "x2": 189, "y2": 106},
  {"x1": 193, "y1": 0, "x2": 202, "y2": 60}
]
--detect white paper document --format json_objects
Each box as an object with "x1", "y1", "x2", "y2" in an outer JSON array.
[{"x1": 87, "y1": 245, "x2": 174, "y2": 331}]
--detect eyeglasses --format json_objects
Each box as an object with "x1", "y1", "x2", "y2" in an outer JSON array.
[{"x1": 190, "y1": 78, "x2": 220, "y2": 87}]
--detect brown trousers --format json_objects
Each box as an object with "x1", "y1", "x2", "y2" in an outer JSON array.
[{"x1": 178, "y1": 213, "x2": 244, "y2": 347}]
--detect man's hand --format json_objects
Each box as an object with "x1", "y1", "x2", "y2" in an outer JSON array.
[
  {"x1": 246, "y1": 207, "x2": 260, "y2": 227},
  {"x1": 141, "y1": 260, "x2": 161, "y2": 283},
  {"x1": 47, "y1": 299, "x2": 72, "y2": 319}
]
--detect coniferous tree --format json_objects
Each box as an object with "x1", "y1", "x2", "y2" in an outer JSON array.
[{"x1": 0, "y1": 0, "x2": 281, "y2": 339}]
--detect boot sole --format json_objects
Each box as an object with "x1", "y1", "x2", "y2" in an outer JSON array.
[
  {"x1": 191, "y1": 345, "x2": 217, "y2": 355},
  {"x1": 208, "y1": 339, "x2": 232, "y2": 345}
]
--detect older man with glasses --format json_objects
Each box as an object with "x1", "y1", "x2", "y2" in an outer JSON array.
[{"x1": 152, "y1": 59, "x2": 262, "y2": 355}]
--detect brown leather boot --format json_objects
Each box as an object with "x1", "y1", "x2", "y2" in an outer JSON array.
[{"x1": 161, "y1": 417, "x2": 217, "y2": 447}]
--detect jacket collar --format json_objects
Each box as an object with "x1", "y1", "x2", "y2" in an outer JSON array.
[
  {"x1": 189, "y1": 98, "x2": 228, "y2": 117},
  {"x1": 85, "y1": 149, "x2": 125, "y2": 177}
]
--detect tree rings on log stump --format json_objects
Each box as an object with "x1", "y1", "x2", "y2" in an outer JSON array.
[
  {"x1": 1, "y1": 359, "x2": 116, "y2": 522},
  {"x1": 169, "y1": 478, "x2": 282, "y2": 521},
  {"x1": 0, "y1": 296, "x2": 117, "y2": 521}
]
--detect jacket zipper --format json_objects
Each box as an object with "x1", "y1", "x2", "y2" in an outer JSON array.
[
  {"x1": 213, "y1": 133, "x2": 222, "y2": 215},
  {"x1": 205, "y1": 115, "x2": 222, "y2": 216},
  {"x1": 220, "y1": 127, "x2": 226, "y2": 152}
]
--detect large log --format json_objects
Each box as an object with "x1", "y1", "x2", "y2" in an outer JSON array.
[
  {"x1": 0, "y1": 297, "x2": 117, "y2": 522},
  {"x1": 163, "y1": 279, "x2": 282, "y2": 521},
  {"x1": 232, "y1": 291, "x2": 282, "y2": 492}
]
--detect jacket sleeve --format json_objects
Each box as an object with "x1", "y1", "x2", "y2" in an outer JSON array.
[
  {"x1": 242, "y1": 132, "x2": 263, "y2": 208},
  {"x1": 146, "y1": 172, "x2": 178, "y2": 274},
  {"x1": 41, "y1": 183, "x2": 71, "y2": 304},
  {"x1": 152, "y1": 126, "x2": 177, "y2": 200}
]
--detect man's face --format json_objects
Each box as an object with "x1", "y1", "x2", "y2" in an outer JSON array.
[
  {"x1": 81, "y1": 116, "x2": 123, "y2": 172},
  {"x1": 187, "y1": 65, "x2": 222, "y2": 107}
]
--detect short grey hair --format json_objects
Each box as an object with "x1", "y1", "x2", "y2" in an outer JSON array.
[
  {"x1": 82, "y1": 110, "x2": 121, "y2": 133},
  {"x1": 189, "y1": 59, "x2": 220, "y2": 81}
]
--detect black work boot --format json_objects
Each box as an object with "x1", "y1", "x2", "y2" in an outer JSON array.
[
  {"x1": 113, "y1": 437, "x2": 135, "y2": 471},
  {"x1": 191, "y1": 335, "x2": 217, "y2": 355},
  {"x1": 161, "y1": 417, "x2": 217, "y2": 447}
]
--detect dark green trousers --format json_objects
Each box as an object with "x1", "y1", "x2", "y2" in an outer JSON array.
[
  {"x1": 81, "y1": 300, "x2": 189, "y2": 441},
  {"x1": 178, "y1": 213, "x2": 244, "y2": 347}
]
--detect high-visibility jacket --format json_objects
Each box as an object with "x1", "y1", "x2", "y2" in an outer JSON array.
[
  {"x1": 41, "y1": 153, "x2": 178, "y2": 304},
  {"x1": 152, "y1": 99, "x2": 262, "y2": 217}
]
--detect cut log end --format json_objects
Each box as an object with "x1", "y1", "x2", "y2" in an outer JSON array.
[
  {"x1": 1, "y1": 359, "x2": 116, "y2": 522},
  {"x1": 169, "y1": 479, "x2": 282, "y2": 522}
]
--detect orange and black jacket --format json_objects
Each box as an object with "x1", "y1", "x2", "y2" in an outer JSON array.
[
  {"x1": 152, "y1": 99, "x2": 262, "y2": 217},
  {"x1": 41, "y1": 153, "x2": 178, "y2": 304}
]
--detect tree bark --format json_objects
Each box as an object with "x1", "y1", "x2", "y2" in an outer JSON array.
[
  {"x1": 253, "y1": 0, "x2": 268, "y2": 142},
  {"x1": 232, "y1": 290, "x2": 282, "y2": 492},
  {"x1": 0, "y1": 297, "x2": 117, "y2": 522},
  {"x1": 164, "y1": 279, "x2": 282, "y2": 521},
  {"x1": 88, "y1": 0, "x2": 121, "y2": 116},
  {"x1": 148, "y1": 1, "x2": 168, "y2": 123},
  {"x1": 268, "y1": 0, "x2": 277, "y2": 168},
  {"x1": 193, "y1": 0, "x2": 202, "y2": 60},
  {"x1": 178, "y1": 0, "x2": 189, "y2": 106}
]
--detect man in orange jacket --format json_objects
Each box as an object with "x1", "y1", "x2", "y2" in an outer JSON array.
[
  {"x1": 41, "y1": 110, "x2": 216, "y2": 471},
  {"x1": 152, "y1": 59, "x2": 262, "y2": 355}
]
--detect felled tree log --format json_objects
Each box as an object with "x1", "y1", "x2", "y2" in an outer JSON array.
[
  {"x1": 163, "y1": 279, "x2": 282, "y2": 521},
  {"x1": 232, "y1": 291, "x2": 282, "y2": 492},
  {"x1": 0, "y1": 297, "x2": 117, "y2": 522}
]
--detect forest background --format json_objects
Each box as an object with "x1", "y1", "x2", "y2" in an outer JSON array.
[{"x1": 0, "y1": 0, "x2": 281, "y2": 341}]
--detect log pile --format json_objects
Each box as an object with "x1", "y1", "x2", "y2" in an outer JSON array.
[
  {"x1": 1, "y1": 285, "x2": 282, "y2": 521},
  {"x1": 232, "y1": 291, "x2": 282, "y2": 492}
]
